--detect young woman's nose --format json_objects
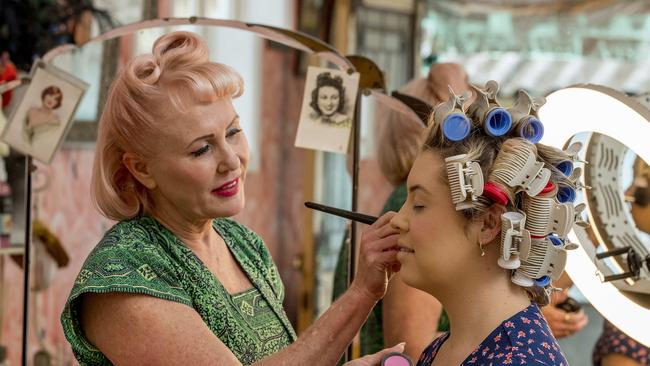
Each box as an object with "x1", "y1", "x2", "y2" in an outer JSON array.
[{"x1": 390, "y1": 207, "x2": 408, "y2": 232}]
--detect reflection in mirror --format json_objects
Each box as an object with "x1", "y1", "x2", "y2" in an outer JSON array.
[{"x1": 566, "y1": 130, "x2": 650, "y2": 321}]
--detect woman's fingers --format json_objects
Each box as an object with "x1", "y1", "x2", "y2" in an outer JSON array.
[
  {"x1": 342, "y1": 342, "x2": 406, "y2": 366},
  {"x1": 364, "y1": 212, "x2": 399, "y2": 240}
]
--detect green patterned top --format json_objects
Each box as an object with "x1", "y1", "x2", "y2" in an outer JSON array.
[
  {"x1": 333, "y1": 183, "x2": 449, "y2": 361},
  {"x1": 61, "y1": 216, "x2": 296, "y2": 365}
]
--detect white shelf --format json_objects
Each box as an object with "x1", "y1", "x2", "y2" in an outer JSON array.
[{"x1": 0, "y1": 246, "x2": 25, "y2": 255}]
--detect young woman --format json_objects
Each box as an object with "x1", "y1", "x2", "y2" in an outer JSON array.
[{"x1": 391, "y1": 83, "x2": 576, "y2": 365}]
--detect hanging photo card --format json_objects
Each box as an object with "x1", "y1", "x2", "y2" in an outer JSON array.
[
  {"x1": 295, "y1": 66, "x2": 360, "y2": 154},
  {"x1": 1, "y1": 60, "x2": 88, "y2": 164}
]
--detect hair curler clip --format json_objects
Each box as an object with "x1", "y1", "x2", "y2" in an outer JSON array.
[
  {"x1": 515, "y1": 236, "x2": 568, "y2": 284},
  {"x1": 499, "y1": 147, "x2": 551, "y2": 196},
  {"x1": 523, "y1": 195, "x2": 575, "y2": 237},
  {"x1": 445, "y1": 154, "x2": 484, "y2": 210},
  {"x1": 564, "y1": 141, "x2": 588, "y2": 165},
  {"x1": 508, "y1": 90, "x2": 546, "y2": 144},
  {"x1": 565, "y1": 167, "x2": 591, "y2": 191},
  {"x1": 548, "y1": 234, "x2": 580, "y2": 251},
  {"x1": 468, "y1": 81, "x2": 512, "y2": 137},
  {"x1": 499, "y1": 211, "x2": 531, "y2": 269},
  {"x1": 573, "y1": 203, "x2": 590, "y2": 228},
  {"x1": 435, "y1": 86, "x2": 472, "y2": 141}
]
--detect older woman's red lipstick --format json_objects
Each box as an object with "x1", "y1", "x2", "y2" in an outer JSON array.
[{"x1": 213, "y1": 178, "x2": 239, "y2": 197}]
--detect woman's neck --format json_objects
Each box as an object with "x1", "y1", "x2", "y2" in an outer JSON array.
[
  {"x1": 435, "y1": 266, "x2": 531, "y2": 359},
  {"x1": 147, "y1": 206, "x2": 215, "y2": 250}
]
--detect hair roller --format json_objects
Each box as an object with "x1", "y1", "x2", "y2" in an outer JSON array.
[
  {"x1": 489, "y1": 138, "x2": 551, "y2": 197},
  {"x1": 508, "y1": 90, "x2": 546, "y2": 144},
  {"x1": 522, "y1": 195, "x2": 575, "y2": 237},
  {"x1": 468, "y1": 80, "x2": 512, "y2": 137},
  {"x1": 434, "y1": 86, "x2": 472, "y2": 141}
]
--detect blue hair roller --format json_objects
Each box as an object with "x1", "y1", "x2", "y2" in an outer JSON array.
[
  {"x1": 442, "y1": 113, "x2": 471, "y2": 141},
  {"x1": 483, "y1": 107, "x2": 512, "y2": 137},
  {"x1": 548, "y1": 235, "x2": 563, "y2": 246},
  {"x1": 555, "y1": 160, "x2": 574, "y2": 176},
  {"x1": 534, "y1": 275, "x2": 551, "y2": 287},
  {"x1": 557, "y1": 185, "x2": 576, "y2": 203},
  {"x1": 517, "y1": 117, "x2": 544, "y2": 144}
]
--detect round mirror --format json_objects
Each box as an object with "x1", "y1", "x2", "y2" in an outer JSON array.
[{"x1": 540, "y1": 85, "x2": 650, "y2": 346}]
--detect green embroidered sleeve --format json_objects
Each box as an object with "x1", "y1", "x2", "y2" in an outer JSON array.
[{"x1": 61, "y1": 218, "x2": 192, "y2": 365}]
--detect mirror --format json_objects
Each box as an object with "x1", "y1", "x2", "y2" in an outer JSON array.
[{"x1": 540, "y1": 84, "x2": 650, "y2": 346}]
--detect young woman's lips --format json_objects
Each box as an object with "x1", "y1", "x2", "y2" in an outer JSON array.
[{"x1": 212, "y1": 178, "x2": 239, "y2": 197}]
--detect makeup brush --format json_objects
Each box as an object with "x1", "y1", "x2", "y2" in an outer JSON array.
[{"x1": 304, "y1": 202, "x2": 378, "y2": 225}]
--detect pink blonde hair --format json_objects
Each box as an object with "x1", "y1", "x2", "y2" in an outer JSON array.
[{"x1": 91, "y1": 31, "x2": 244, "y2": 221}]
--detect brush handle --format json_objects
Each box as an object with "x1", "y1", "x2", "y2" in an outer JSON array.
[{"x1": 304, "y1": 202, "x2": 378, "y2": 225}]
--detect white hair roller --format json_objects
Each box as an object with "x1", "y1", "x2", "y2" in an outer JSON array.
[
  {"x1": 445, "y1": 154, "x2": 484, "y2": 211},
  {"x1": 515, "y1": 236, "x2": 567, "y2": 283},
  {"x1": 522, "y1": 195, "x2": 575, "y2": 237},
  {"x1": 498, "y1": 211, "x2": 531, "y2": 270},
  {"x1": 490, "y1": 139, "x2": 551, "y2": 197}
]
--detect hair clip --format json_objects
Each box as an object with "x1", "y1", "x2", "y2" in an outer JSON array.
[
  {"x1": 445, "y1": 154, "x2": 484, "y2": 210},
  {"x1": 548, "y1": 234, "x2": 580, "y2": 250},
  {"x1": 435, "y1": 86, "x2": 472, "y2": 141},
  {"x1": 498, "y1": 211, "x2": 531, "y2": 270},
  {"x1": 468, "y1": 80, "x2": 512, "y2": 137},
  {"x1": 522, "y1": 195, "x2": 575, "y2": 237},
  {"x1": 573, "y1": 203, "x2": 590, "y2": 228},
  {"x1": 492, "y1": 143, "x2": 551, "y2": 196},
  {"x1": 565, "y1": 167, "x2": 591, "y2": 191},
  {"x1": 508, "y1": 90, "x2": 546, "y2": 144},
  {"x1": 512, "y1": 236, "x2": 567, "y2": 287},
  {"x1": 564, "y1": 141, "x2": 586, "y2": 162}
]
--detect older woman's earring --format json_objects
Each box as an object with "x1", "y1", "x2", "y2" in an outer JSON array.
[{"x1": 479, "y1": 242, "x2": 486, "y2": 256}]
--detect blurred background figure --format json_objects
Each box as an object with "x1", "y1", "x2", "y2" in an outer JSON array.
[{"x1": 0, "y1": 50, "x2": 17, "y2": 110}]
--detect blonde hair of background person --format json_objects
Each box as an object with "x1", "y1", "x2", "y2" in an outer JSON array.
[
  {"x1": 378, "y1": 63, "x2": 473, "y2": 361},
  {"x1": 60, "y1": 31, "x2": 405, "y2": 366}
]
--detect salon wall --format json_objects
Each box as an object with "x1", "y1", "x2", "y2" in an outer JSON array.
[{"x1": 0, "y1": 42, "x2": 308, "y2": 366}]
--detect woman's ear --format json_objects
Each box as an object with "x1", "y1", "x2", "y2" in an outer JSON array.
[
  {"x1": 122, "y1": 152, "x2": 157, "y2": 190},
  {"x1": 480, "y1": 204, "x2": 506, "y2": 245}
]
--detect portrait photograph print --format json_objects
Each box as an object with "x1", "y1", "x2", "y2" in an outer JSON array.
[
  {"x1": 1, "y1": 61, "x2": 88, "y2": 164},
  {"x1": 295, "y1": 66, "x2": 360, "y2": 154}
]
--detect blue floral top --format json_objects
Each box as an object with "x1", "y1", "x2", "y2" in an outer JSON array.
[
  {"x1": 593, "y1": 320, "x2": 649, "y2": 365},
  {"x1": 417, "y1": 303, "x2": 568, "y2": 365}
]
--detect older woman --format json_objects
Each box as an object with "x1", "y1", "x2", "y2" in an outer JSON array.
[
  {"x1": 60, "y1": 31, "x2": 402, "y2": 366},
  {"x1": 390, "y1": 84, "x2": 572, "y2": 364}
]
